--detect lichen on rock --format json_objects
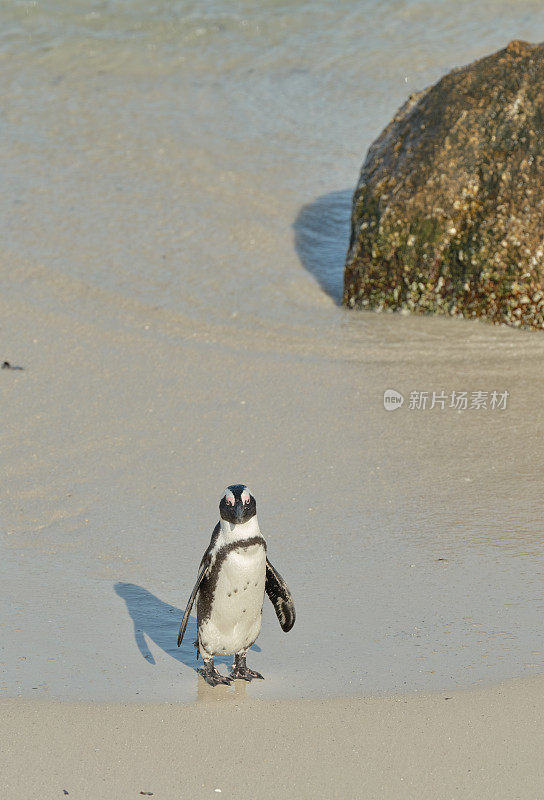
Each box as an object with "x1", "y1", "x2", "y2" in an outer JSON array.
[{"x1": 343, "y1": 40, "x2": 544, "y2": 329}]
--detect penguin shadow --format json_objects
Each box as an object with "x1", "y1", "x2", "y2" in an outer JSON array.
[
  {"x1": 293, "y1": 188, "x2": 353, "y2": 304},
  {"x1": 114, "y1": 582, "x2": 261, "y2": 677}
]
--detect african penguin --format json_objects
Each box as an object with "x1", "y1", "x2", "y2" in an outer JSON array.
[{"x1": 177, "y1": 484, "x2": 295, "y2": 686}]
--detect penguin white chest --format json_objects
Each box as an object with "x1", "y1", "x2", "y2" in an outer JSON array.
[{"x1": 198, "y1": 543, "x2": 266, "y2": 657}]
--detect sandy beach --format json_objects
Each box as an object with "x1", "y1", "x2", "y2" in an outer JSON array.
[{"x1": 3, "y1": 1, "x2": 544, "y2": 796}]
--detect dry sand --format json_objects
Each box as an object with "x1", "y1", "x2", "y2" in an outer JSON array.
[{"x1": 3, "y1": 675, "x2": 544, "y2": 799}]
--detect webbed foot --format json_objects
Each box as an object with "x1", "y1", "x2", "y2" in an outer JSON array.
[
  {"x1": 230, "y1": 653, "x2": 264, "y2": 682},
  {"x1": 198, "y1": 659, "x2": 232, "y2": 687}
]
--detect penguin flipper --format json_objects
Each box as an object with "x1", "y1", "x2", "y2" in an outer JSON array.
[
  {"x1": 177, "y1": 562, "x2": 208, "y2": 647},
  {"x1": 177, "y1": 523, "x2": 220, "y2": 647},
  {"x1": 265, "y1": 558, "x2": 295, "y2": 632}
]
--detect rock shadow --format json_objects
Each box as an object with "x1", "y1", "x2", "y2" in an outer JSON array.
[
  {"x1": 114, "y1": 582, "x2": 259, "y2": 674},
  {"x1": 293, "y1": 188, "x2": 353, "y2": 304}
]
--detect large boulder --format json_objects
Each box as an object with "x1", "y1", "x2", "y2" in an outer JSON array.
[{"x1": 343, "y1": 40, "x2": 544, "y2": 328}]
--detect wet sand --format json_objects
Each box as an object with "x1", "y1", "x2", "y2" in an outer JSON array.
[
  {"x1": 3, "y1": 263, "x2": 544, "y2": 800},
  {"x1": 3, "y1": 276, "x2": 544, "y2": 702},
  {"x1": 3, "y1": 675, "x2": 544, "y2": 799}
]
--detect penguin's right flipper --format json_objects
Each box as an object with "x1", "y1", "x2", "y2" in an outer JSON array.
[
  {"x1": 177, "y1": 562, "x2": 208, "y2": 647},
  {"x1": 265, "y1": 559, "x2": 296, "y2": 632},
  {"x1": 177, "y1": 524, "x2": 220, "y2": 647}
]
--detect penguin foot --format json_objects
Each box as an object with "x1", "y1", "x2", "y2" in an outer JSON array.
[
  {"x1": 230, "y1": 666, "x2": 264, "y2": 681},
  {"x1": 230, "y1": 653, "x2": 264, "y2": 682},
  {"x1": 198, "y1": 659, "x2": 232, "y2": 687}
]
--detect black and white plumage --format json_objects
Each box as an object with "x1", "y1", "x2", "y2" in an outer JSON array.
[{"x1": 177, "y1": 484, "x2": 295, "y2": 686}]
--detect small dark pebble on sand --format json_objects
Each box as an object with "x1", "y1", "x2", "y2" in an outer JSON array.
[
  {"x1": 140, "y1": 793, "x2": 154, "y2": 796},
  {"x1": 63, "y1": 791, "x2": 69, "y2": 796},
  {"x1": 2, "y1": 361, "x2": 24, "y2": 370}
]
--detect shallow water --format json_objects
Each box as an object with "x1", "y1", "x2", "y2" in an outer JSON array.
[{"x1": 1, "y1": 1, "x2": 544, "y2": 702}]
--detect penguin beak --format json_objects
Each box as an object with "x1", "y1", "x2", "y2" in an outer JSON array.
[{"x1": 234, "y1": 499, "x2": 244, "y2": 523}]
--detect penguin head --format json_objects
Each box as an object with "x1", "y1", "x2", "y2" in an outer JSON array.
[{"x1": 219, "y1": 484, "x2": 256, "y2": 525}]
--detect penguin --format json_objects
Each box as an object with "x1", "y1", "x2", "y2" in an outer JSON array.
[{"x1": 177, "y1": 484, "x2": 295, "y2": 686}]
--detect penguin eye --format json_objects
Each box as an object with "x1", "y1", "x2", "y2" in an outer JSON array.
[
  {"x1": 244, "y1": 497, "x2": 250, "y2": 505},
  {"x1": 226, "y1": 499, "x2": 234, "y2": 506}
]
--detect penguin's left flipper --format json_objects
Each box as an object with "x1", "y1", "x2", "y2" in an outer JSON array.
[
  {"x1": 265, "y1": 558, "x2": 296, "y2": 632},
  {"x1": 177, "y1": 562, "x2": 208, "y2": 647}
]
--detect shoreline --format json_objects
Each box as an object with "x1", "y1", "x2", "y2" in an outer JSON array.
[{"x1": 3, "y1": 674, "x2": 544, "y2": 798}]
